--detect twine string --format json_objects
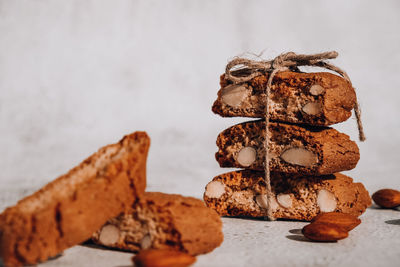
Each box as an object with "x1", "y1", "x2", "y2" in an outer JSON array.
[{"x1": 225, "y1": 51, "x2": 365, "y2": 221}]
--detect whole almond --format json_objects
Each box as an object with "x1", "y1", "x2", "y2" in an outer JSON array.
[
  {"x1": 132, "y1": 249, "x2": 196, "y2": 267},
  {"x1": 372, "y1": 189, "x2": 400, "y2": 208},
  {"x1": 311, "y1": 212, "x2": 361, "y2": 231},
  {"x1": 302, "y1": 222, "x2": 348, "y2": 242}
]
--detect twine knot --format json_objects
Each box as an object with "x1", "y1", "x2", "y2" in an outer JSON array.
[
  {"x1": 226, "y1": 51, "x2": 341, "y2": 84},
  {"x1": 272, "y1": 52, "x2": 292, "y2": 69}
]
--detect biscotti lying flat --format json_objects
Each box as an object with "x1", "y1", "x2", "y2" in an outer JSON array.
[
  {"x1": 216, "y1": 120, "x2": 359, "y2": 175},
  {"x1": 0, "y1": 132, "x2": 150, "y2": 267},
  {"x1": 92, "y1": 192, "x2": 223, "y2": 256},
  {"x1": 212, "y1": 71, "x2": 356, "y2": 126},
  {"x1": 204, "y1": 170, "x2": 371, "y2": 221}
]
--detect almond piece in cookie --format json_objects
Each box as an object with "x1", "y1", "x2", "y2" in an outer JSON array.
[
  {"x1": 280, "y1": 147, "x2": 318, "y2": 167},
  {"x1": 204, "y1": 181, "x2": 226, "y2": 199},
  {"x1": 236, "y1": 146, "x2": 257, "y2": 167},
  {"x1": 98, "y1": 224, "x2": 121, "y2": 246},
  {"x1": 302, "y1": 102, "x2": 323, "y2": 116},
  {"x1": 220, "y1": 84, "x2": 249, "y2": 108},
  {"x1": 309, "y1": 84, "x2": 325, "y2": 96},
  {"x1": 317, "y1": 189, "x2": 337, "y2": 212}
]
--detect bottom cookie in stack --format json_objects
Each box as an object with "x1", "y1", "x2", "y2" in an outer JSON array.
[
  {"x1": 92, "y1": 192, "x2": 223, "y2": 256},
  {"x1": 203, "y1": 170, "x2": 371, "y2": 221}
]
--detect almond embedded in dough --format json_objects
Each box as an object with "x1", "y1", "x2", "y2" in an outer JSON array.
[
  {"x1": 302, "y1": 102, "x2": 323, "y2": 115},
  {"x1": 237, "y1": 147, "x2": 257, "y2": 167},
  {"x1": 317, "y1": 189, "x2": 337, "y2": 212},
  {"x1": 205, "y1": 181, "x2": 226, "y2": 199},
  {"x1": 255, "y1": 194, "x2": 268, "y2": 209},
  {"x1": 280, "y1": 147, "x2": 318, "y2": 167},
  {"x1": 221, "y1": 84, "x2": 248, "y2": 107},
  {"x1": 309, "y1": 84, "x2": 325, "y2": 96},
  {"x1": 277, "y1": 194, "x2": 292, "y2": 208},
  {"x1": 140, "y1": 234, "x2": 152, "y2": 249},
  {"x1": 255, "y1": 194, "x2": 278, "y2": 211},
  {"x1": 99, "y1": 224, "x2": 120, "y2": 245}
]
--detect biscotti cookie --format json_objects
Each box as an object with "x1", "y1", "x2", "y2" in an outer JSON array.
[
  {"x1": 212, "y1": 71, "x2": 355, "y2": 126},
  {"x1": 92, "y1": 192, "x2": 223, "y2": 256},
  {"x1": 204, "y1": 170, "x2": 371, "y2": 221},
  {"x1": 216, "y1": 120, "x2": 359, "y2": 175},
  {"x1": 0, "y1": 132, "x2": 150, "y2": 267}
]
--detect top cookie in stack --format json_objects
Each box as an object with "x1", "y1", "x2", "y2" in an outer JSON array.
[{"x1": 212, "y1": 71, "x2": 355, "y2": 126}]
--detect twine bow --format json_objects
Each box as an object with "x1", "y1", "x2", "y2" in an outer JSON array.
[{"x1": 225, "y1": 51, "x2": 365, "y2": 221}]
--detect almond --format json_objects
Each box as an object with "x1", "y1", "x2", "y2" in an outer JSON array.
[
  {"x1": 311, "y1": 212, "x2": 361, "y2": 231},
  {"x1": 316, "y1": 189, "x2": 337, "y2": 212},
  {"x1": 302, "y1": 102, "x2": 323, "y2": 115},
  {"x1": 140, "y1": 234, "x2": 152, "y2": 249},
  {"x1": 221, "y1": 84, "x2": 248, "y2": 107},
  {"x1": 280, "y1": 147, "x2": 318, "y2": 167},
  {"x1": 236, "y1": 146, "x2": 257, "y2": 167},
  {"x1": 309, "y1": 84, "x2": 325, "y2": 96},
  {"x1": 276, "y1": 193, "x2": 292, "y2": 208},
  {"x1": 98, "y1": 224, "x2": 120, "y2": 245},
  {"x1": 205, "y1": 180, "x2": 226, "y2": 199},
  {"x1": 372, "y1": 189, "x2": 400, "y2": 208},
  {"x1": 302, "y1": 222, "x2": 348, "y2": 242},
  {"x1": 132, "y1": 249, "x2": 196, "y2": 267}
]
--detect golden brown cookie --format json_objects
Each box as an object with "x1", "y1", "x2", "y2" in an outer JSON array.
[
  {"x1": 0, "y1": 132, "x2": 150, "y2": 267},
  {"x1": 212, "y1": 71, "x2": 355, "y2": 126},
  {"x1": 204, "y1": 170, "x2": 371, "y2": 221},
  {"x1": 92, "y1": 192, "x2": 223, "y2": 256},
  {"x1": 216, "y1": 120, "x2": 359, "y2": 175}
]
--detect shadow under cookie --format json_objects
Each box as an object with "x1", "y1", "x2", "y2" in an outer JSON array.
[
  {"x1": 285, "y1": 235, "x2": 309, "y2": 242},
  {"x1": 385, "y1": 219, "x2": 400, "y2": 226},
  {"x1": 288, "y1": 228, "x2": 302, "y2": 235}
]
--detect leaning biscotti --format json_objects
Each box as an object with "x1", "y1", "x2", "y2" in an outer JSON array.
[
  {"x1": 0, "y1": 132, "x2": 150, "y2": 267},
  {"x1": 212, "y1": 71, "x2": 355, "y2": 126},
  {"x1": 92, "y1": 192, "x2": 223, "y2": 256},
  {"x1": 216, "y1": 120, "x2": 359, "y2": 175},
  {"x1": 204, "y1": 170, "x2": 371, "y2": 221}
]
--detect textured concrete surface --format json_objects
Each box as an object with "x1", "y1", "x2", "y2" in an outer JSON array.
[{"x1": 1, "y1": 0, "x2": 400, "y2": 266}]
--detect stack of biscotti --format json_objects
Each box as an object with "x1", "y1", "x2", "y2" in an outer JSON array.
[{"x1": 204, "y1": 71, "x2": 371, "y2": 220}]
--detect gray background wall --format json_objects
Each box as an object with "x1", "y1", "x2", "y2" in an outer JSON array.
[{"x1": 1, "y1": 0, "x2": 399, "y2": 204}]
